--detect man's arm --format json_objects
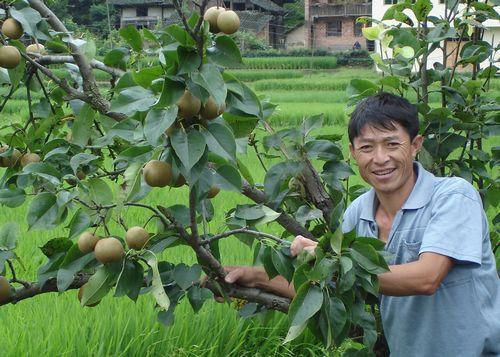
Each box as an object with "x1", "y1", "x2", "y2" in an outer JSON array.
[{"x1": 378, "y1": 252, "x2": 454, "y2": 296}]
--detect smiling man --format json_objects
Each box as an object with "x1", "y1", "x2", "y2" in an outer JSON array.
[{"x1": 221, "y1": 92, "x2": 500, "y2": 356}]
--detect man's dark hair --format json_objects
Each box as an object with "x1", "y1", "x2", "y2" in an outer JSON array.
[{"x1": 348, "y1": 92, "x2": 419, "y2": 145}]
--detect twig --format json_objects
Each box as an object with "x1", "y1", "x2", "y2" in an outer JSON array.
[{"x1": 203, "y1": 227, "x2": 288, "y2": 245}]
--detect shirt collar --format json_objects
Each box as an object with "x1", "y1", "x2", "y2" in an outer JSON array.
[{"x1": 359, "y1": 162, "x2": 435, "y2": 222}]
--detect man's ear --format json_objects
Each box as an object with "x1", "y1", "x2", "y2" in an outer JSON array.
[{"x1": 411, "y1": 135, "x2": 423, "y2": 157}]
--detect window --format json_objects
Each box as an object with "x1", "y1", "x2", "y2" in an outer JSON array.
[
  {"x1": 384, "y1": 0, "x2": 397, "y2": 4},
  {"x1": 136, "y1": 6, "x2": 148, "y2": 17},
  {"x1": 326, "y1": 20, "x2": 342, "y2": 37},
  {"x1": 354, "y1": 20, "x2": 363, "y2": 36}
]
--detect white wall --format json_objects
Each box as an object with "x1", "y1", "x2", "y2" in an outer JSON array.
[
  {"x1": 148, "y1": 7, "x2": 162, "y2": 18},
  {"x1": 122, "y1": 8, "x2": 136, "y2": 18}
]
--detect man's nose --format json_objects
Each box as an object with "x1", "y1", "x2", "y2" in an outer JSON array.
[{"x1": 372, "y1": 146, "x2": 389, "y2": 164}]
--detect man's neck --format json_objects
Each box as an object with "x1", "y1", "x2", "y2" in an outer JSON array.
[{"x1": 376, "y1": 171, "x2": 417, "y2": 219}]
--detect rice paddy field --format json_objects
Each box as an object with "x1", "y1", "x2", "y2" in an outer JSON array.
[{"x1": 0, "y1": 65, "x2": 498, "y2": 356}]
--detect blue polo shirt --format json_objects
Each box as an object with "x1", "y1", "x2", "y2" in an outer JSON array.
[{"x1": 342, "y1": 162, "x2": 500, "y2": 356}]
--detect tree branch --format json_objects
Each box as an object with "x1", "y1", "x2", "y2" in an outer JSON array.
[
  {"x1": 203, "y1": 227, "x2": 288, "y2": 245},
  {"x1": 33, "y1": 54, "x2": 125, "y2": 78},
  {"x1": 241, "y1": 180, "x2": 315, "y2": 240}
]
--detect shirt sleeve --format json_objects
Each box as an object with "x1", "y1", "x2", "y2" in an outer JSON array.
[{"x1": 419, "y1": 190, "x2": 483, "y2": 265}]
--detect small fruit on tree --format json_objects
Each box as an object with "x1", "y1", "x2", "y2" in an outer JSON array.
[
  {"x1": 26, "y1": 43, "x2": 45, "y2": 54},
  {"x1": 200, "y1": 97, "x2": 225, "y2": 120},
  {"x1": 0, "y1": 276, "x2": 11, "y2": 302},
  {"x1": 217, "y1": 10, "x2": 240, "y2": 35},
  {"x1": 170, "y1": 174, "x2": 186, "y2": 187},
  {"x1": 204, "y1": 6, "x2": 225, "y2": 33},
  {"x1": 143, "y1": 160, "x2": 172, "y2": 187},
  {"x1": 20, "y1": 153, "x2": 41, "y2": 167},
  {"x1": 77, "y1": 232, "x2": 100, "y2": 254},
  {"x1": 94, "y1": 237, "x2": 124, "y2": 264},
  {"x1": 0, "y1": 45, "x2": 21, "y2": 69},
  {"x1": 176, "y1": 90, "x2": 201, "y2": 119},
  {"x1": 78, "y1": 284, "x2": 100, "y2": 307},
  {"x1": 126, "y1": 226, "x2": 150, "y2": 250},
  {"x1": 207, "y1": 186, "x2": 220, "y2": 199},
  {"x1": 1, "y1": 148, "x2": 22, "y2": 167},
  {"x1": 1, "y1": 18, "x2": 23, "y2": 39}
]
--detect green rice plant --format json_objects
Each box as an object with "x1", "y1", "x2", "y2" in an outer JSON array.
[
  {"x1": 235, "y1": 56, "x2": 338, "y2": 70},
  {"x1": 227, "y1": 69, "x2": 304, "y2": 82}
]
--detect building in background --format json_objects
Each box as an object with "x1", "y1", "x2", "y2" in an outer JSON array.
[
  {"x1": 305, "y1": 0, "x2": 372, "y2": 51},
  {"x1": 109, "y1": 0, "x2": 294, "y2": 48}
]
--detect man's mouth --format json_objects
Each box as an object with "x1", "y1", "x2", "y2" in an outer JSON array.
[{"x1": 372, "y1": 168, "x2": 396, "y2": 177}]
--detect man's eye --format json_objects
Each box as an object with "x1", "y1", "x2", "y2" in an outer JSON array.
[
  {"x1": 360, "y1": 145, "x2": 372, "y2": 152},
  {"x1": 388, "y1": 142, "x2": 400, "y2": 147}
]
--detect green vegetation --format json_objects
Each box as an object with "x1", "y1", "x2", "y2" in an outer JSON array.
[{"x1": 237, "y1": 56, "x2": 339, "y2": 70}]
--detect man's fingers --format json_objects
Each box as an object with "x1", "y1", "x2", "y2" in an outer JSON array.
[{"x1": 225, "y1": 268, "x2": 242, "y2": 283}]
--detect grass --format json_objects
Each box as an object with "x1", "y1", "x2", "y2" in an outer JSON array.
[{"x1": 234, "y1": 56, "x2": 339, "y2": 70}]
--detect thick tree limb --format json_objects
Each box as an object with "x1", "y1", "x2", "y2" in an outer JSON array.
[
  {"x1": 33, "y1": 55, "x2": 125, "y2": 78},
  {"x1": 204, "y1": 280, "x2": 290, "y2": 313},
  {"x1": 0, "y1": 273, "x2": 90, "y2": 306}
]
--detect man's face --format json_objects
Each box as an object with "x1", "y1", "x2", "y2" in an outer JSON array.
[{"x1": 349, "y1": 122, "x2": 422, "y2": 195}]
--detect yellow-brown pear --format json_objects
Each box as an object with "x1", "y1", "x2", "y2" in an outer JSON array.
[
  {"x1": 1, "y1": 18, "x2": 23, "y2": 39},
  {"x1": 176, "y1": 91, "x2": 201, "y2": 119},
  {"x1": 204, "y1": 6, "x2": 225, "y2": 33},
  {"x1": 26, "y1": 43, "x2": 45, "y2": 54},
  {"x1": 77, "y1": 232, "x2": 100, "y2": 254},
  {"x1": 0, "y1": 276, "x2": 11, "y2": 302},
  {"x1": 143, "y1": 160, "x2": 172, "y2": 187},
  {"x1": 217, "y1": 10, "x2": 240, "y2": 35},
  {"x1": 125, "y1": 226, "x2": 150, "y2": 250},
  {"x1": 94, "y1": 237, "x2": 124, "y2": 264},
  {"x1": 0, "y1": 46, "x2": 21, "y2": 69},
  {"x1": 207, "y1": 186, "x2": 220, "y2": 199},
  {"x1": 20, "y1": 153, "x2": 41, "y2": 167},
  {"x1": 201, "y1": 97, "x2": 225, "y2": 120}
]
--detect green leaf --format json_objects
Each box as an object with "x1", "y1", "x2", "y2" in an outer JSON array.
[
  {"x1": 27, "y1": 192, "x2": 60, "y2": 230},
  {"x1": 177, "y1": 46, "x2": 201, "y2": 74},
  {"x1": 203, "y1": 122, "x2": 236, "y2": 163},
  {"x1": 329, "y1": 228, "x2": 343, "y2": 255},
  {"x1": 285, "y1": 283, "x2": 323, "y2": 343},
  {"x1": 22, "y1": 162, "x2": 62, "y2": 186},
  {"x1": 110, "y1": 86, "x2": 157, "y2": 116},
  {"x1": 10, "y1": 7, "x2": 43, "y2": 38},
  {"x1": 57, "y1": 244, "x2": 95, "y2": 292},
  {"x1": 67, "y1": 208, "x2": 91, "y2": 240},
  {"x1": 115, "y1": 260, "x2": 144, "y2": 301},
  {"x1": 81, "y1": 265, "x2": 119, "y2": 306},
  {"x1": 350, "y1": 242, "x2": 389, "y2": 274},
  {"x1": 133, "y1": 66, "x2": 164, "y2": 89},
  {"x1": 264, "y1": 161, "x2": 301, "y2": 201},
  {"x1": 0, "y1": 222, "x2": 19, "y2": 250},
  {"x1": 191, "y1": 64, "x2": 227, "y2": 107},
  {"x1": 119, "y1": 25, "x2": 143, "y2": 52},
  {"x1": 271, "y1": 249, "x2": 294, "y2": 282},
  {"x1": 214, "y1": 164, "x2": 242, "y2": 192},
  {"x1": 144, "y1": 107, "x2": 178, "y2": 146},
  {"x1": 155, "y1": 78, "x2": 185, "y2": 108},
  {"x1": 327, "y1": 296, "x2": 347, "y2": 338},
  {"x1": 0, "y1": 188, "x2": 25, "y2": 208},
  {"x1": 88, "y1": 178, "x2": 114, "y2": 205},
  {"x1": 413, "y1": 0, "x2": 433, "y2": 21},
  {"x1": 70, "y1": 153, "x2": 99, "y2": 174},
  {"x1": 172, "y1": 263, "x2": 202, "y2": 290},
  {"x1": 142, "y1": 250, "x2": 170, "y2": 311},
  {"x1": 103, "y1": 47, "x2": 129, "y2": 70},
  {"x1": 187, "y1": 286, "x2": 213, "y2": 313},
  {"x1": 206, "y1": 35, "x2": 243, "y2": 67},
  {"x1": 347, "y1": 79, "x2": 379, "y2": 99},
  {"x1": 171, "y1": 130, "x2": 207, "y2": 171}
]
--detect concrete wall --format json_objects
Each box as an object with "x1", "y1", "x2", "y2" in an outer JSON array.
[
  {"x1": 313, "y1": 17, "x2": 366, "y2": 50},
  {"x1": 122, "y1": 8, "x2": 136, "y2": 18},
  {"x1": 285, "y1": 25, "x2": 306, "y2": 48},
  {"x1": 148, "y1": 6, "x2": 162, "y2": 18}
]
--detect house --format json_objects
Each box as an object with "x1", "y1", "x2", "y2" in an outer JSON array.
[
  {"x1": 108, "y1": 0, "x2": 177, "y2": 29},
  {"x1": 305, "y1": 0, "x2": 373, "y2": 51},
  {"x1": 109, "y1": 0, "x2": 294, "y2": 48},
  {"x1": 285, "y1": 24, "x2": 306, "y2": 48},
  {"x1": 371, "y1": 0, "x2": 500, "y2": 68}
]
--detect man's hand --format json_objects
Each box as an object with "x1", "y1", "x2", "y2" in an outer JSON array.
[
  {"x1": 290, "y1": 235, "x2": 318, "y2": 257},
  {"x1": 223, "y1": 266, "x2": 265, "y2": 287}
]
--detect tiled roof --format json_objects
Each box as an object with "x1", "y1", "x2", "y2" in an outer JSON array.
[{"x1": 236, "y1": 11, "x2": 272, "y2": 33}]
